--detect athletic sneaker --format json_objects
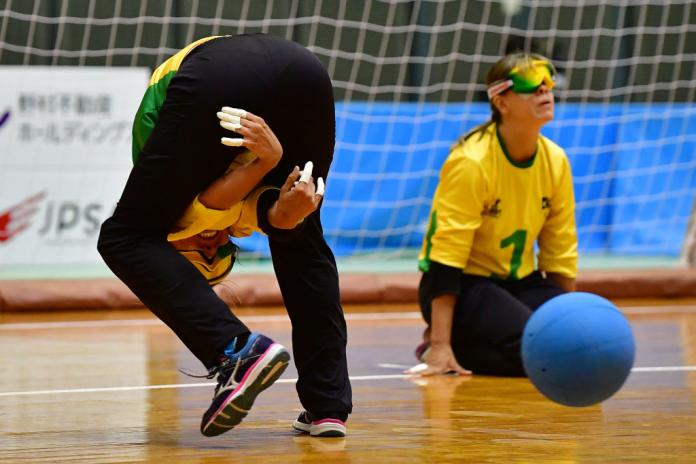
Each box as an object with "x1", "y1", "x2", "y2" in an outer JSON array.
[
  {"x1": 200, "y1": 333, "x2": 290, "y2": 437},
  {"x1": 292, "y1": 411, "x2": 347, "y2": 437}
]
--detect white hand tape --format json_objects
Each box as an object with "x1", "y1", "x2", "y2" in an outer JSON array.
[
  {"x1": 316, "y1": 177, "x2": 325, "y2": 196},
  {"x1": 220, "y1": 121, "x2": 242, "y2": 131},
  {"x1": 217, "y1": 112, "x2": 241, "y2": 124},
  {"x1": 298, "y1": 161, "x2": 313, "y2": 183},
  {"x1": 407, "y1": 363, "x2": 429, "y2": 374},
  {"x1": 221, "y1": 137, "x2": 244, "y2": 147},
  {"x1": 221, "y1": 107, "x2": 247, "y2": 118}
]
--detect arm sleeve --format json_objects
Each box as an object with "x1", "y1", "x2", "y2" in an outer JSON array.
[
  {"x1": 423, "y1": 261, "x2": 464, "y2": 298},
  {"x1": 537, "y1": 155, "x2": 578, "y2": 278},
  {"x1": 255, "y1": 189, "x2": 307, "y2": 241},
  {"x1": 419, "y1": 154, "x2": 485, "y2": 272},
  {"x1": 418, "y1": 260, "x2": 463, "y2": 323}
]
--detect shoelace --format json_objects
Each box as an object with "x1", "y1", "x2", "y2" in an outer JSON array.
[
  {"x1": 178, "y1": 358, "x2": 237, "y2": 397},
  {"x1": 178, "y1": 354, "x2": 262, "y2": 380},
  {"x1": 178, "y1": 362, "x2": 229, "y2": 380}
]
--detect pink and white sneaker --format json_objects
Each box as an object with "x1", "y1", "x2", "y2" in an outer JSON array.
[{"x1": 292, "y1": 411, "x2": 347, "y2": 437}]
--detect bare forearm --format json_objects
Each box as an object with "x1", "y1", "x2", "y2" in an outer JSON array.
[
  {"x1": 198, "y1": 158, "x2": 275, "y2": 210},
  {"x1": 407, "y1": 290, "x2": 469, "y2": 376},
  {"x1": 266, "y1": 201, "x2": 297, "y2": 229},
  {"x1": 430, "y1": 293, "x2": 457, "y2": 347},
  {"x1": 547, "y1": 272, "x2": 576, "y2": 292}
]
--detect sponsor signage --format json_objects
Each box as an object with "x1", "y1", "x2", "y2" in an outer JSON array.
[{"x1": 0, "y1": 67, "x2": 149, "y2": 271}]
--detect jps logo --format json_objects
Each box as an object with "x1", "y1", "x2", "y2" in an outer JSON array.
[{"x1": 38, "y1": 201, "x2": 110, "y2": 238}]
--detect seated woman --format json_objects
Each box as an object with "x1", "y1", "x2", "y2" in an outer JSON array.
[{"x1": 411, "y1": 52, "x2": 578, "y2": 377}]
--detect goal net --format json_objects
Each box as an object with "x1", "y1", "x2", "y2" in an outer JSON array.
[{"x1": 1, "y1": 0, "x2": 694, "y2": 267}]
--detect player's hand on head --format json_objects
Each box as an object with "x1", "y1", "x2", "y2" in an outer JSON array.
[
  {"x1": 405, "y1": 344, "x2": 471, "y2": 377},
  {"x1": 268, "y1": 162, "x2": 325, "y2": 229},
  {"x1": 217, "y1": 107, "x2": 282, "y2": 168}
]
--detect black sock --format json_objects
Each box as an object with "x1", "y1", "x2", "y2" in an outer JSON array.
[
  {"x1": 221, "y1": 332, "x2": 251, "y2": 359},
  {"x1": 233, "y1": 332, "x2": 250, "y2": 353}
]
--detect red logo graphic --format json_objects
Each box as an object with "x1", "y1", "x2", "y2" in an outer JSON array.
[
  {"x1": 0, "y1": 192, "x2": 46, "y2": 243},
  {"x1": 0, "y1": 110, "x2": 9, "y2": 129}
]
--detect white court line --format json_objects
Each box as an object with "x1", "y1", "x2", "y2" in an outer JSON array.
[
  {"x1": 0, "y1": 312, "x2": 422, "y2": 331},
  {"x1": 0, "y1": 374, "x2": 408, "y2": 397},
  {"x1": 379, "y1": 363, "x2": 696, "y2": 373},
  {"x1": 0, "y1": 318, "x2": 164, "y2": 330},
  {"x1": 0, "y1": 367, "x2": 693, "y2": 398},
  {"x1": 2, "y1": 305, "x2": 695, "y2": 331},
  {"x1": 631, "y1": 366, "x2": 696, "y2": 372},
  {"x1": 622, "y1": 305, "x2": 696, "y2": 315},
  {"x1": 0, "y1": 305, "x2": 696, "y2": 332},
  {"x1": 1, "y1": 308, "x2": 694, "y2": 395},
  {"x1": 378, "y1": 363, "x2": 412, "y2": 369}
]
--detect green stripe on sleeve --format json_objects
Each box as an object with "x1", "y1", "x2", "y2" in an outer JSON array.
[
  {"x1": 418, "y1": 210, "x2": 438, "y2": 272},
  {"x1": 131, "y1": 70, "x2": 177, "y2": 164}
]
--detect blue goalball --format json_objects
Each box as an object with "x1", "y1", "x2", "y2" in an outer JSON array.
[{"x1": 521, "y1": 292, "x2": 636, "y2": 407}]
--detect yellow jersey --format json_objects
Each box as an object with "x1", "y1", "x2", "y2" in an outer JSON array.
[
  {"x1": 419, "y1": 123, "x2": 578, "y2": 280},
  {"x1": 167, "y1": 151, "x2": 275, "y2": 241}
]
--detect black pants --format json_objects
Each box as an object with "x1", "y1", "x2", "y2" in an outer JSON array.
[
  {"x1": 419, "y1": 271, "x2": 565, "y2": 377},
  {"x1": 97, "y1": 34, "x2": 351, "y2": 419}
]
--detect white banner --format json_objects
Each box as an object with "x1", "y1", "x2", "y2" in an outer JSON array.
[{"x1": 0, "y1": 66, "x2": 149, "y2": 274}]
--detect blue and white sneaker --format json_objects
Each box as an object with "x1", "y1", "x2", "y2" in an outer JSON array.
[{"x1": 200, "y1": 333, "x2": 290, "y2": 437}]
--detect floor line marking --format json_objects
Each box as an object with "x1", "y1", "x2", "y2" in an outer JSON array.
[
  {"x1": 2, "y1": 305, "x2": 696, "y2": 331},
  {"x1": 631, "y1": 366, "x2": 696, "y2": 372},
  {"x1": 0, "y1": 319, "x2": 164, "y2": 330},
  {"x1": 622, "y1": 306, "x2": 696, "y2": 315},
  {"x1": 0, "y1": 312, "x2": 422, "y2": 331},
  {"x1": 0, "y1": 374, "x2": 408, "y2": 397},
  {"x1": 0, "y1": 367, "x2": 692, "y2": 398},
  {"x1": 377, "y1": 363, "x2": 412, "y2": 369},
  {"x1": 376, "y1": 364, "x2": 696, "y2": 374}
]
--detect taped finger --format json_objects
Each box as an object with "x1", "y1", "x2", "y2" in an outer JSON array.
[
  {"x1": 406, "y1": 363, "x2": 429, "y2": 375},
  {"x1": 217, "y1": 111, "x2": 241, "y2": 124},
  {"x1": 298, "y1": 161, "x2": 313, "y2": 183},
  {"x1": 220, "y1": 121, "x2": 242, "y2": 131},
  {"x1": 221, "y1": 137, "x2": 244, "y2": 147},
  {"x1": 316, "y1": 177, "x2": 325, "y2": 196},
  {"x1": 221, "y1": 107, "x2": 247, "y2": 118}
]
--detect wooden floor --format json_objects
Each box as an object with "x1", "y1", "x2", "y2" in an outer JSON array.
[{"x1": 2, "y1": 302, "x2": 696, "y2": 463}]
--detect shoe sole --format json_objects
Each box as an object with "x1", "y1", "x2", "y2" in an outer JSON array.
[
  {"x1": 293, "y1": 418, "x2": 346, "y2": 437},
  {"x1": 202, "y1": 343, "x2": 290, "y2": 437},
  {"x1": 292, "y1": 419, "x2": 311, "y2": 434},
  {"x1": 310, "y1": 419, "x2": 347, "y2": 437}
]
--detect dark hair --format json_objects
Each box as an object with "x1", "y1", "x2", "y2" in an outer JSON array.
[{"x1": 464, "y1": 52, "x2": 551, "y2": 142}]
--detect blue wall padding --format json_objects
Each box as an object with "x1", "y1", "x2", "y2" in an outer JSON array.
[{"x1": 237, "y1": 102, "x2": 695, "y2": 258}]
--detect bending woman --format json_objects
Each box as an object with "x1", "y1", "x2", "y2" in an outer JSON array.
[{"x1": 98, "y1": 34, "x2": 351, "y2": 438}]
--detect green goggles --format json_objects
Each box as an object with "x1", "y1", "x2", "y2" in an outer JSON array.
[
  {"x1": 487, "y1": 59, "x2": 557, "y2": 98},
  {"x1": 178, "y1": 239, "x2": 238, "y2": 286}
]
